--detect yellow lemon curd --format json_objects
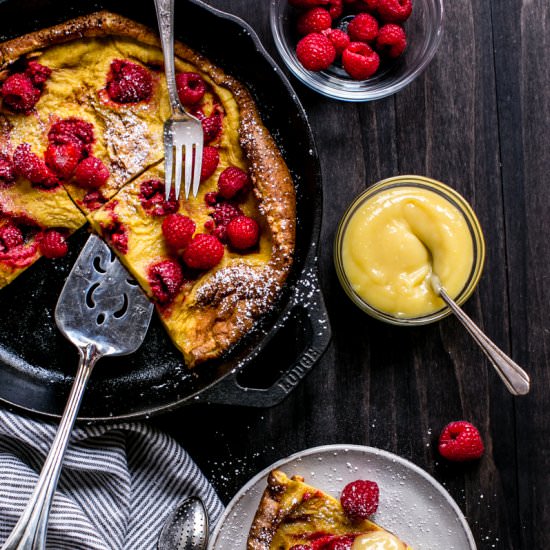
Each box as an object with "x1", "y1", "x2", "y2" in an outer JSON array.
[
  {"x1": 341, "y1": 186, "x2": 474, "y2": 318},
  {"x1": 352, "y1": 532, "x2": 408, "y2": 550}
]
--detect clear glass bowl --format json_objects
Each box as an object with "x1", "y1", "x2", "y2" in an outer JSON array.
[
  {"x1": 270, "y1": 0, "x2": 444, "y2": 102},
  {"x1": 334, "y1": 176, "x2": 486, "y2": 325}
]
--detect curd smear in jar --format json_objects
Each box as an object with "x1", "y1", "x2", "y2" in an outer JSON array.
[
  {"x1": 341, "y1": 186, "x2": 474, "y2": 318},
  {"x1": 352, "y1": 531, "x2": 408, "y2": 550}
]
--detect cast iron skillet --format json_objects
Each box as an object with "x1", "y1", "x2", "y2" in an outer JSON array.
[{"x1": 0, "y1": 0, "x2": 330, "y2": 421}]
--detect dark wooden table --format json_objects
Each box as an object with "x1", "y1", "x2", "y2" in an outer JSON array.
[{"x1": 156, "y1": 1, "x2": 550, "y2": 548}]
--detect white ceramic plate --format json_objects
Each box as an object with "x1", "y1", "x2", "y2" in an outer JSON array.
[{"x1": 209, "y1": 444, "x2": 476, "y2": 550}]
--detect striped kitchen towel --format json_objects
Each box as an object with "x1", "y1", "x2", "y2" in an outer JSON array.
[{"x1": 0, "y1": 408, "x2": 224, "y2": 549}]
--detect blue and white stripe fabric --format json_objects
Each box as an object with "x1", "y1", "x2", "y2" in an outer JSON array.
[{"x1": 0, "y1": 409, "x2": 224, "y2": 549}]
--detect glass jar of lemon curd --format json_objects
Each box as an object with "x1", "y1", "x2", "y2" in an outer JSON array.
[{"x1": 334, "y1": 176, "x2": 485, "y2": 325}]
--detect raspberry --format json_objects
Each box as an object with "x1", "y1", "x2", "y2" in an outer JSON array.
[
  {"x1": 289, "y1": 546, "x2": 312, "y2": 550},
  {"x1": 328, "y1": 0, "x2": 343, "y2": 18},
  {"x1": 289, "y1": 0, "x2": 330, "y2": 7},
  {"x1": 376, "y1": 23, "x2": 407, "y2": 57},
  {"x1": 48, "y1": 118, "x2": 95, "y2": 153},
  {"x1": 182, "y1": 233, "x2": 224, "y2": 271},
  {"x1": 377, "y1": 0, "x2": 412, "y2": 22},
  {"x1": 340, "y1": 480, "x2": 379, "y2": 519},
  {"x1": 438, "y1": 421, "x2": 485, "y2": 462},
  {"x1": 211, "y1": 202, "x2": 243, "y2": 227},
  {"x1": 162, "y1": 214, "x2": 196, "y2": 250},
  {"x1": 201, "y1": 146, "x2": 220, "y2": 182},
  {"x1": 44, "y1": 143, "x2": 81, "y2": 180},
  {"x1": 82, "y1": 190, "x2": 107, "y2": 211},
  {"x1": 13, "y1": 143, "x2": 58, "y2": 188},
  {"x1": 0, "y1": 156, "x2": 16, "y2": 187},
  {"x1": 0, "y1": 222, "x2": 23, "y2": 252},
  {"x1": 226, "y1": 216, "x2": 260, "y2": 250},
  {"x1": 106, "y1": 59, "x2": 153, "y2": 103},
  {"x1": 202, "y1": 112, "x2": 223, "y2": 144},
  {"x1": 25, "y1": 61, "x2": 51, "y2": 89},
  {"x1": 102, "y1": 219, "x2": 128, "y2": 254},
  {"x1": 1, "y1": 73, "x2": 40, "y2": 113},
  {"x1": 217, "y1": 166, "x2": 250, "y2": 199},
  {"x1": 322, "y1": 28, "x2": 351, "y2": 56},
  {"x1": 342, "y1": 42, "x2": 380, "y2": 79},
  {"x1": 39, "y1": 229, "x2": 68, "y2": 259},
  {"x1": 296, "y1": 33, "x2": 336, "y2": 71},
  {"x1": 73, "y1": 156, "x2": 110, "y2": 189},
  {"x1": 204, "y1": 191, "x2": 219, "y2": 206},
  {"x1": 312, "y1": 536, "x2": 355, "y2": 550},
  {"x1": 176, "y1": 72, "x2": 206, "y2": 105},
  {"x1": 297, "y1": 8, "x2": 332, "y2": 36},
  {"x1": 352, "y1": 0, "x2": 379, "y2": 12},
  {"x1": 148, "y1": 259, "x2": 184, "y2": 305},
  {"x1": 139, "y1": 179, "x2": 179, "y2": 216},
  {"x1": 347, "y1": 13, "x2": 379, "y2": 42}
]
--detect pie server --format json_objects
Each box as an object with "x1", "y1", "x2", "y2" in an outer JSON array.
[{"x1": 1, "y1": 234, "x2": 154, "y2": 550}]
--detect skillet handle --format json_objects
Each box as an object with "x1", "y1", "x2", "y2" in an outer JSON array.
[{"x1": 202, "y1": 272, "x2": 331, "y2": 407}]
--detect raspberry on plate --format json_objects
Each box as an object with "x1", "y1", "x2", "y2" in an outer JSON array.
[
  {"x1": 176, "y1": 72, "x2": 206, "y2": 105},
  {"x1": 376, "y1": 23, "x2": 407, "y2": 57},
  {"x1": 0, "y1": 73, "x2": 41, "y2": 114},
  {"x1": 106, "y1": 59, "x2": 153, "y2": 103},
  {"x1": 297, "y1": 8, "x2": 332, "y2": 35},
  {"x1": 45, "y1": 143, "x2": 81, "y2": 180},
  {"x1": 347, "y1": 13, "x2": 379, "y2": 42},
  {"x1": 322, "y1": 28, "x2": 351, "y2": 56},
  {"x1": 377, "y1": 0, "x2": 412, "y2": 23},
  {"x1": 182, "y1": 233, "x2": 224, "y2": 270},
  {"x1": 342, "y1": 42, "x2": 380, "y2": 79},
  {"x1": 147, "y1": 259, "x2": 184, "y2": 305},
  {"x1": 201, "y1": 146, "x2": 220, "y2": 182},
  {"x1": 296, "y1": 33, "x2": 336, "y2": 71},
  {"x1": 226, "y1": 215, "x2": 260, "y2": 250},
  {"x1": 217, "y1": 166, "x2": 250, "y2": 199},
  {"x1": 39, "y1": 229, "x2": 68, "y2": 259},
  {"x1": 13, "y1": 143, "x2": 59, "y2": 188},
  {"x1": 73, "y1": 156, "x2": 110, "y2": 189},
  {"x1": 438, "y1": 421, "x2": 485, "y2": 462},
  {"x1": 162, "y1": 213, "x2": 196, "y2": 250},
  {"x1": 340, "y1": 479, "x2": 379, "y2": 519}
]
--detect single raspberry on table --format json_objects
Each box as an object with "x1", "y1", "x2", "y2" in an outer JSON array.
[
  {"x1": 39, "y1": 229, "x2": 68, "y2": 259},
  {"x1": 438, "y1": 421, "x2": 485, "y2": 462},
  {"x1": 0, "y1": 222, "x2": 23, "y2": 252},
  {"x1": 296, "y1": 33, "x2": 336, "y2": 71},
  {"x1": 377, "y1": 0, "x2": 412, "y2": 22},
  {"x1": 376, "y1": 23, "x2": 407, "y2": 57},
  {"x1": 328, "y1": 0, "x2": 344, "y2": 18},
  {"x1": 13, "y1": 143, "x2": 59, "y2": 188},
  {"x1": 340, "y1": 479, "x2": 379, "y2": 519},
  {"x1": 0, "y1": 73, "x2": 40, "y2": 113},
  {"x1": 176, "y1": 72, "x2": 206, "y2": 105},
  {"x1": 322, "y1": 28, "x2": 351, "y2": 56},
  {"x1": 148, "y1": 259, "x2": 184, "y2": 305},
  {"x1": 162, "y1": 214, "x2": 196, "y2": 250},
  {"x1": 25, "y1": 61, "x2": 51, "y2": 89},
  {"x1": 289, "y1": 0, "x2": 330, "y2": 7},
  {"x1": 217, "y1": 166, "x2": 250, "y2": 199},
  {"x1": 347, "y1": 13, "x2": 379, "y2": 42},
  {"x1": 48, "y1": 118, "x2": 95, "y2": 154},
  {"x1": 297, "y1": 8, "x2": 332, "y2": 36},
  {"x1": 45, "y1": 143, "x2": 81, "y2": 180},
  {"x1": 73, "y1": 156, "x2": 110, "y2": 189},
  {"x1": 226, "y1": 216, "x2": 260, "y2": 250},
  {"x1": 106, "y1": 59, "x2": 153, "y2": 104},
  {"x1": 182, "y1": 233, "x2": 224, "y2": 270},
  {"x1": 342, "y1": 42, "x2": 380, "y2": 79},
  {"x1": 0, "y1": 156, "x2": 16, "y2": 187},
  {"x1": 200, "y1": 146, "x2": 220, "y2": 182},
  {"x1": 211, "y1": 202, "x2": 243, "y2": 227},
  {"x1": 139, "y1": 179, "x2": 179, "y2": 216},
  {"x1": 201, "y1": 112, "x2": 223, "y2": 143}
]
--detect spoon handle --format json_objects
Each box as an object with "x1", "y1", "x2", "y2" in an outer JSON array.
[{"x1": 437, "y1": 286, "x2": 530, "y2": 396}]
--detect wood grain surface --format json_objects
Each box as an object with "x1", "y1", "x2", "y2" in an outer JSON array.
[{"x1": 155, "y1": 1, "x2": 550, "y2": 547}]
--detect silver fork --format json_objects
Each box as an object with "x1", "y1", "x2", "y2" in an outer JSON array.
[
  {"x1": 154, "y1": 0, "x2": 204, "y2": 200},
  {"x1": 1, "y1": 235, "x2": 153, "y2": 550}
]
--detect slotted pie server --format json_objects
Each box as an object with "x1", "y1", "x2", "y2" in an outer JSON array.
[{"x1": 1, "y1": 234, "x2": 153, "y2": 550}]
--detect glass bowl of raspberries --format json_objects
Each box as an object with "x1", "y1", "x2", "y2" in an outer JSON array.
[{"x1": 270, "y1": 0, "x2": 444, "y2": 101}]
